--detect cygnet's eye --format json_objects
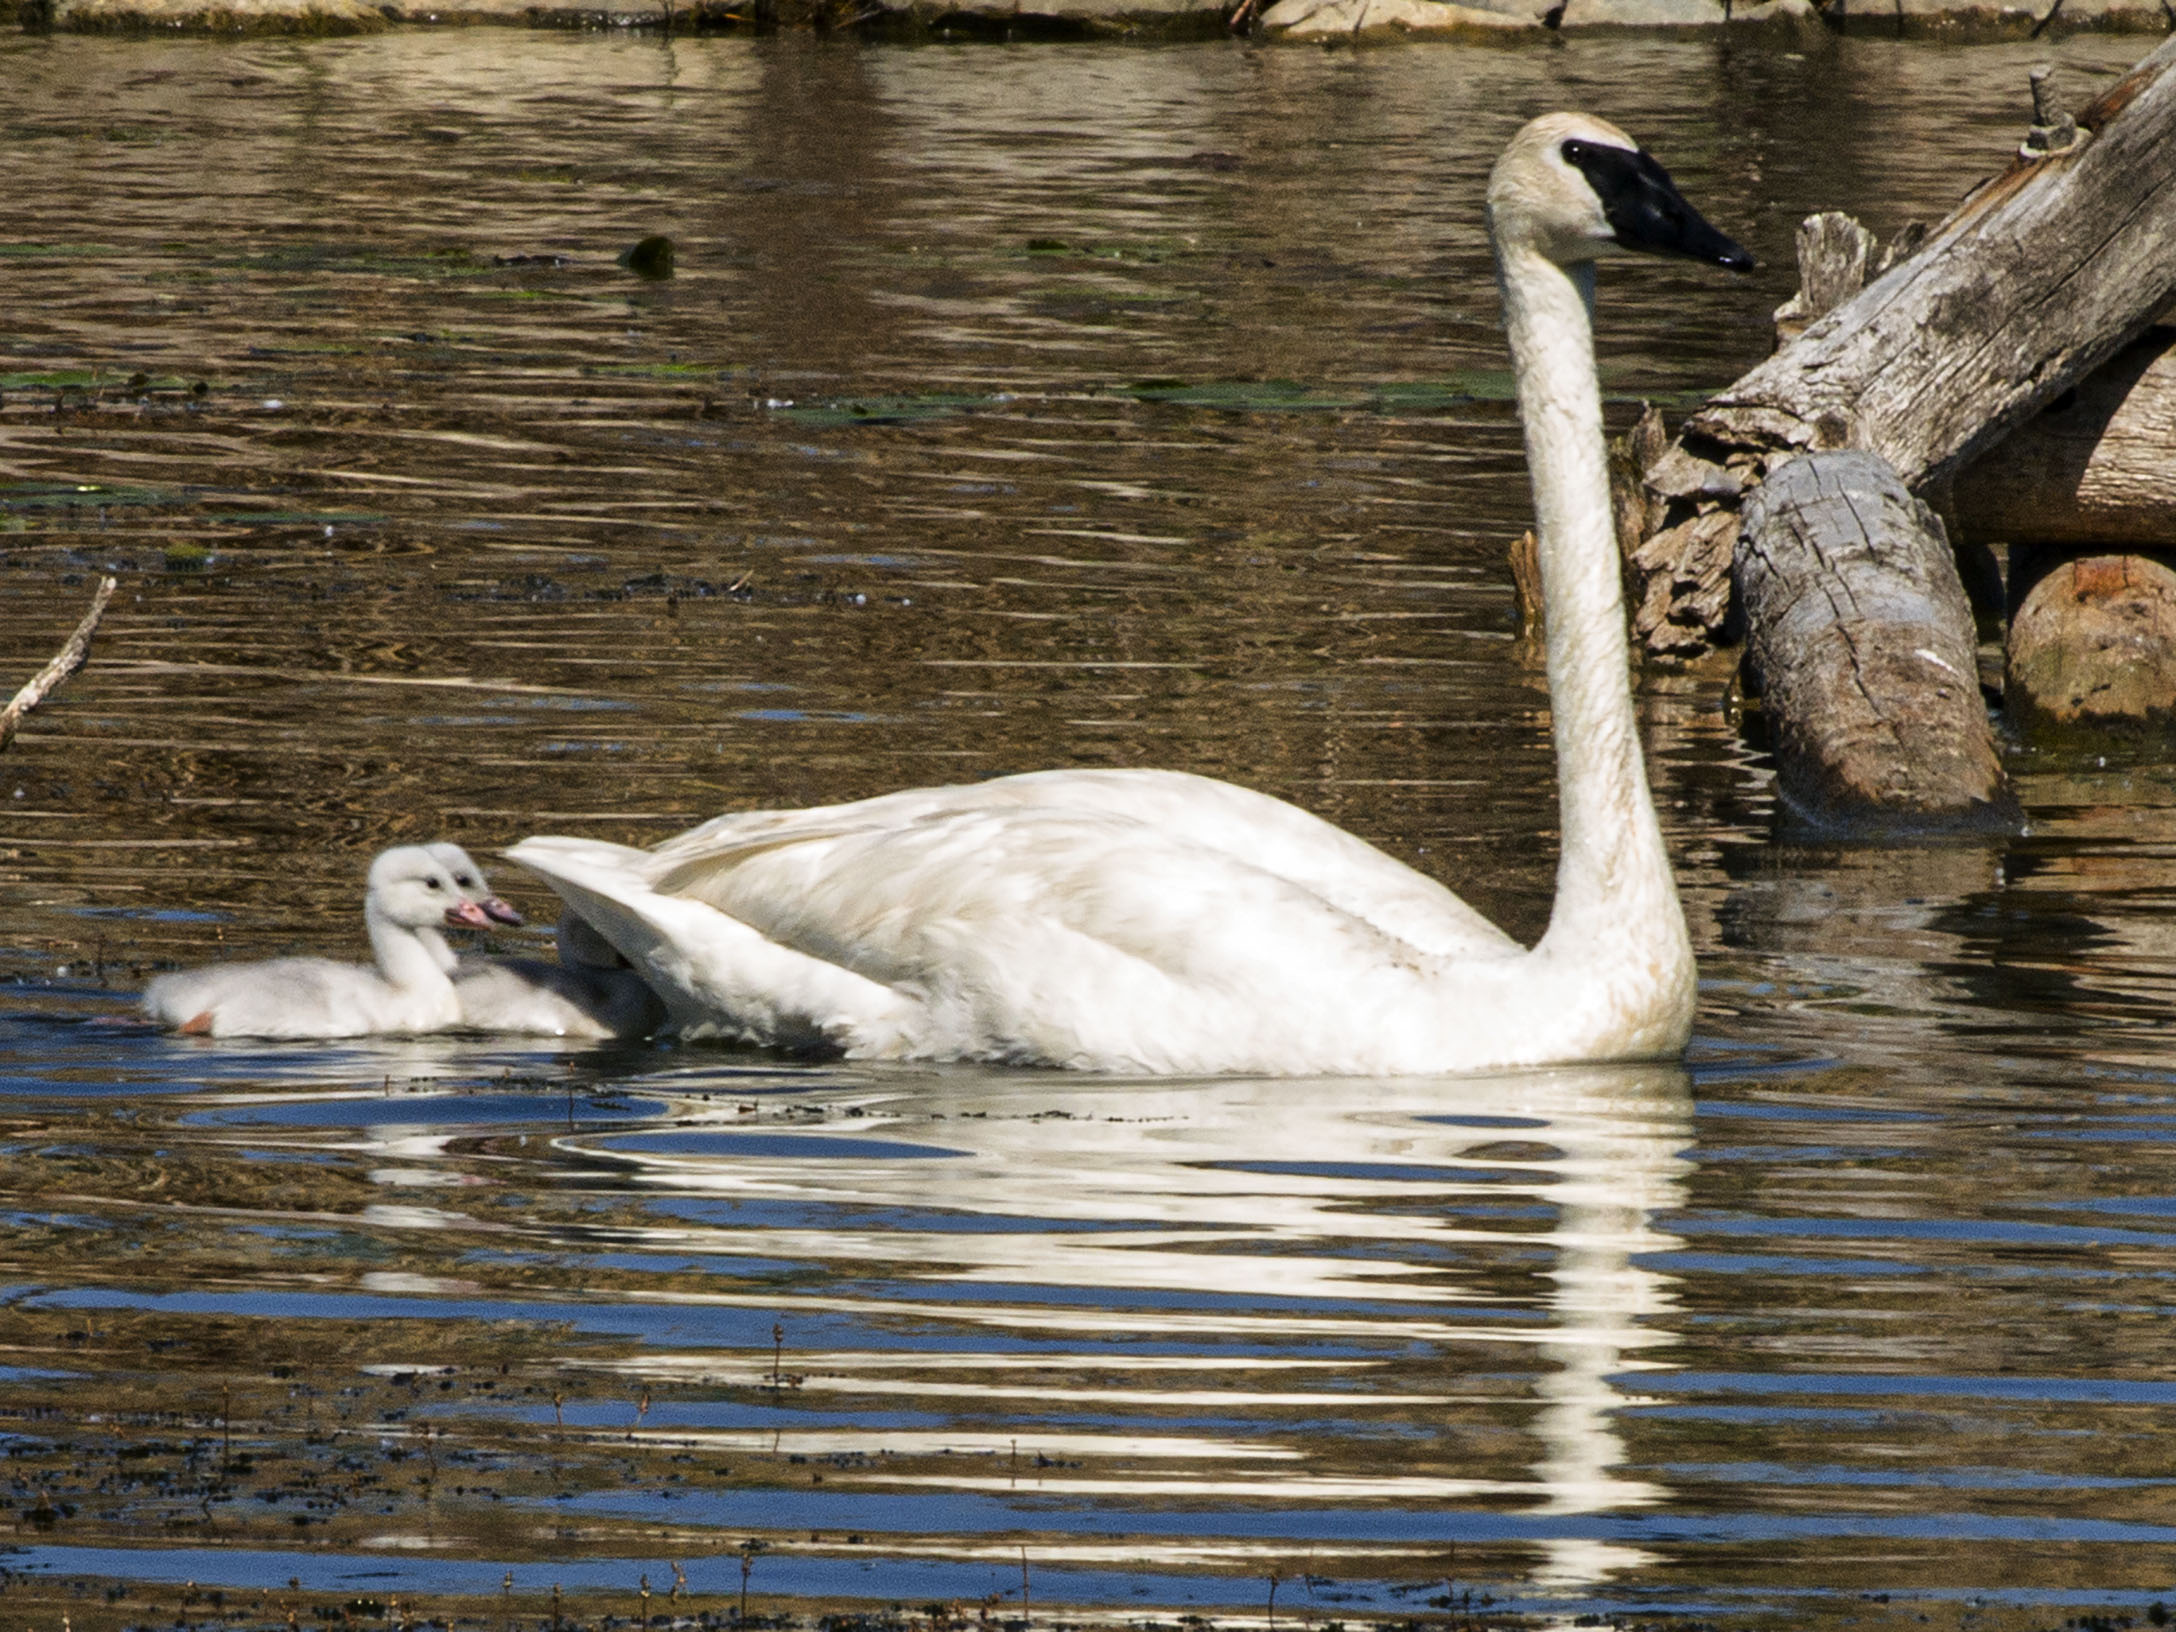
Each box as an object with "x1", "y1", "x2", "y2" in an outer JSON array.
[
  {"x1": 456, "y1": 873, "x2": 476, "y2": 888},
  {"x1": 424, "y1": 876, "x2": 443, "y2": 891}
]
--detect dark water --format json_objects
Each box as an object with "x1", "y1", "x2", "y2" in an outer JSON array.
[{"x1": 3, "y1": 26, "x2": 2174, "y2": 1632}]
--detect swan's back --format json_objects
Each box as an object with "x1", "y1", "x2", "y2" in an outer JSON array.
[
  {"x1": 651, "y1": 769, "x2": 1517, "y2": 962},
  {"x1": 511, "y1": 777, "x2": 1543, "y2": 1073}
]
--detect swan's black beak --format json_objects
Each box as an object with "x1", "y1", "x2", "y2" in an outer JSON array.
[{"x1": 1562, "y1": 139, "x2": 1755, "y2": 273}]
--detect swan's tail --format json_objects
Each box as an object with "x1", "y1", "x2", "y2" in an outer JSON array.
[{"x1": 503, "y1": 837, "x2": 914, "y2": 1053}]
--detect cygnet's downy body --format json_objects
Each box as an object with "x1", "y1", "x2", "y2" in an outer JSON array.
[{"x1": 143, "y1": 845, "x2": 498, "y2": 1040}]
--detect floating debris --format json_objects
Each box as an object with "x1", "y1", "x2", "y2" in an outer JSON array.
[{"x1": 619, "y1": 235, "x2": 676, "y2": 279}]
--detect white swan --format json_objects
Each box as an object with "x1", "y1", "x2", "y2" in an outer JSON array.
[
  {"x1": 507, "y1": 114, "x2": 1752, "y2": 1075},
  {"x1": 144, "y1": 844, "x2": 499, "y2": 1039}
]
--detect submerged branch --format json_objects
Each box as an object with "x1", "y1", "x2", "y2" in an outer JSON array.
[{"x1": 0, "y1": 576, "x2": 118, "y2": 753}]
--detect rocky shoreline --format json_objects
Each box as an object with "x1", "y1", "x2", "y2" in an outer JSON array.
[{"x1": 3, "y1": 0, "x2": 2168, "y2": 40}]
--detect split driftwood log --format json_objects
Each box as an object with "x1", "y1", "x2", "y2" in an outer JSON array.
[
  {"x1": 1951, "y1": 326, "x2": 2176, "y2": 549},
  {"x1": 1738, "y1": 453, "x2": 2015, "y2": 830},
  {"x1": 1623, "y1": 34, "x2": 2176, "y2": 659},
  {"x1": 1631, "y1": 203, "x2": 2019, "y2": 827},
  {"x1": 0, "y1": 576, "x2": 118, "y2": 754}
]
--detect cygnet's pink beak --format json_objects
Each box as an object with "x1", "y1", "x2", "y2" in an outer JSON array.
[
  {"x1": 443, "y1": 899, "x2": 496, "y2": 930},
  {"x1": 478, "y1": 896, "x2": 524, "y2": 927}
]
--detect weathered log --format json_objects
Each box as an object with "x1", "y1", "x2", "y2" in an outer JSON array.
[
  {"x1": 1952, "y1": 327, "x2": 2176, "y2": 548},
  {"x1": 1737, "y1": 451, "x2": 2015, "y2": 830},
  {"x1": 1959, "y1": 323, "x2": 2176, "y2": 731},
  {"x1": 2006, "y1": 552, "x2": 2176, "y2": 727},
  {"x1": 0, "y1": 576, "x2": 116, "y2": 754},
  {"x1": 1629, "y1": 39, "x2": 2176, "y2": 657},
  {"x1": 1767, "y1": 213, "x2": 1932, "y2": 351}
]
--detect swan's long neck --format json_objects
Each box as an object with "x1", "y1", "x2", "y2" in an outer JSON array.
[{"x1": 1496, "y1": 244, "x2": 1689, "y2": 989}]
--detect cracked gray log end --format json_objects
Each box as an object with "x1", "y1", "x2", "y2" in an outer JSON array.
[{"x1": 1737, "y1": 450, "x2": 2020, "y2": 834}]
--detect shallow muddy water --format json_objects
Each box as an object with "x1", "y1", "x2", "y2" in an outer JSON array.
[{"x1": 3, "y1": 25, "x2": 2175, "y2": 1631}]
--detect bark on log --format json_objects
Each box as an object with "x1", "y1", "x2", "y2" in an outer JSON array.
[
  {"x1": 0, "y1": 576, "x2": 116, "y2": 753},
  {"x1": 2006, "y1": 552, "x2": 2176, "y2": 727},
  {"x1": 1737, "y1": 451, "x2": 2015, "y2": 831},
  {"x1": 1952, "y1": 327, "x2": 2176, "y2": 548},
  {"x1": 1630, "y1": 35, "x2": 2176, "y2": 657}
]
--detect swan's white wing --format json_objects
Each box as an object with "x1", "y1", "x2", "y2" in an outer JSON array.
[
  {"x1": 504, "y1": 836, "x2": 921, "y2": 1054},
  {"x1": 517, "y1": 806, "x2": 1519, "y2": 1073},
  {"x1": 651, "y1": 768, "x2": 1517, "y2": 962}
]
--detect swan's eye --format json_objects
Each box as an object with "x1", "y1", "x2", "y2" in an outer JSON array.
[
  {"x1": 1561, "y1": 139, "x2": 1588, "y2": 164},
  {"x1": 456, "y1": 873, "x2": 476, "y2": 887},
  {"x1": 424, "y1": 876, "x2": 442, "y2": 891}
]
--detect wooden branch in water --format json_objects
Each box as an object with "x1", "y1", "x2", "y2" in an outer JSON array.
[
  {"x1": 1736, "y1": 452, "x2": 2015, "y2": 831},
  {"x1": 1507, "y1": 528, "x2": 1544, "y2": 655},
  {"x1": 0, "y1": 576, "x2": 118, "y2": 753},
  {"x1": 1628, "y1": 36, "x2": 2176, "y2": 656}
]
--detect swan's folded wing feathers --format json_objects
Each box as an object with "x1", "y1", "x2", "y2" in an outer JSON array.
[
  {"x1": 644, "y1": 768, "x2": 1516, "y2": 963},
  {"x1": 504, "y1": 834, "x2": 916, "y2": 1052},
  {"x1": 513, "y1": 789, "x2": 1521, "y2": 1069},
  {"x1": 650, "y1": 785, "x2": 991, "y2": 860},
  {"x1": 677, "y1": 807, "x2": 1430, "y2": 993},
  {"x1": 513, "y1": 811, "x2": 1521, "y2": 1071},
  {"x1": 675, "y1": 806, "x2": 1469, "y2": 1071},
  {"x1": 1010, "y1": 770, "x2": 1516, "y2": 958}
]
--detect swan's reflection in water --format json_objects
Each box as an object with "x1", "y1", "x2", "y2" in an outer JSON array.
[
  {"x1": 552, "y1": 1060, "x2": 1694, "y2": 1596},
  {"x1": 1516, "y1": 1071, "x2": 1690, "y2": 1589}
]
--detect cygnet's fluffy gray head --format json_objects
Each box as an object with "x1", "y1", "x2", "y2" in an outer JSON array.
[{"x1": 1488, "y1": 113, "x2": 1753, "y2": 272}]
